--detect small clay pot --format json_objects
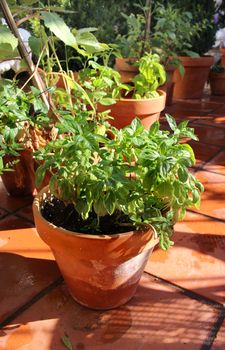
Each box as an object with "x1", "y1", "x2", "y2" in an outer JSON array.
[
  {"x1": 209, "y1": 71, "x2": 225, "y2": 95},
  {"x1": 220, "y1": 48, "x2": 225, "y2": 68},
  {"x1": 173, "y1": 56, "x2": 214, "y2": 99},
  {"x1": 98, "y1": 90, "x2": 166, "y2": 130},
  {"x1": 33, "y1": 186, "x2": 159, "y2": 310}
]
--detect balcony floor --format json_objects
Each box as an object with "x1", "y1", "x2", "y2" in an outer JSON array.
[{"x1": 0, "y1": 94, "x2": 225, "y2": 350}]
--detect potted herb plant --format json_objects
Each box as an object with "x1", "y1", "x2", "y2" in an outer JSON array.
[
  {"x1": 81, "y1": 52, "x2": 167, "y2": 129},
  {"x1": 32, "y1": 113, "x2": 203, "y2": 310},
  {"x1": 170, "y1": 0, "x2": 216, "y2": 99},
  {"x1": 0, "y1": 79, "x2": 54, "y2": 196}
]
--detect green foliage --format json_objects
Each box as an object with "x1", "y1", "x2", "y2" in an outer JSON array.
[
  {"x1": 62, "y1": 0, "x2": 139, "y2": 44},
  {"x1": 132, "y1": 53, "x2": 166, "y2": 99},
  {"x1": 75, "y1": 52, "x2": 166, "y2": 105},
  {"x1": 0, "y1": 79, "x2": 50, "y2": 159},
  {"x1": 162, "y1": 0, "x2": 217, "y2": 56},
  {"x1": 152, "y1": 4, "x2": 200, "y2": 60},
  {"x1": 0, "y1": 25, "x2": 19, "y2": 60},
  {"x1": 35, "y1": 113, "x2": 203, "y2": 250},
  {"x1": 116, "y1": 12, "x2": 147, "y2": 59},
  {"x1": 211, "y1": 64, "x2": 225, "y2": 73}
]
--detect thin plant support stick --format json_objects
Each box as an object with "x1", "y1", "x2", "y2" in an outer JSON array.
[
  {"x1": 141, "y1": 0, "x2": 152, "y2": 57},
  {"x1": 0, "y1": 0, "x2": 50, "y2": 110}
]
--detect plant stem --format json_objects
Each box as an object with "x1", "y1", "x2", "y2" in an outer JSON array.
[
  {"x1": 0, "y1": 0, "x2": 50, "y2": 110},
  {"x1": 141, "y1": 0, "x2": 152, "y2": 57}
]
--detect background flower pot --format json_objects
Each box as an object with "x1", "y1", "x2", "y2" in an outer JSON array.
[
  {"x1": 209, "y1": 71, "x2": 225, "y2": 95},
  {"x1": 115, "y1": 57, "x2": 138, "y2": 83},
  {"x1": 33, "y1": 186, "x2": 159, "y2": 310},
  {"x1": 173, "y1": 56, "x2": 213, "y2": 99},
  {"x1": 98, "y1": 90, "x2": 166, "y2": 130},
  {"x1": 220, "y1": 48, "x2": 225, "y2": 68}
]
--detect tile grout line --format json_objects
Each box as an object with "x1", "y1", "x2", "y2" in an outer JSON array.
[
  {"x1": 187, "y1": 209, "x2": 225, "y2": 224},
  {"x1": 200, "y1": 308, "x2": 225, "y2": 350},
  {"x1": 0, "y1": 276, "x2": 64, "y2": 329},
  {"x1": 143, "y1": 271, "x2": 224, "y2": 310}
]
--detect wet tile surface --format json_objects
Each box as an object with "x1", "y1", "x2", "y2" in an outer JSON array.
[
  {"x1": 0, "y1": 95, "x2": 225, "y2": 349},
  {"x1": 0, "y1": 229, "x2": 60, "y2": 324},
  {"x1": 203, "y1": 149, "x2": 225, "y2": 175},
  {"x1": 146, "y1": 218, "x2": 225, "y2": 304},
  {"x1": 0, "y1": 276, "x2": 220, "y2": 350},
  {"x1": 194, "y1": 171, "x2": 225, "y2": 220}
]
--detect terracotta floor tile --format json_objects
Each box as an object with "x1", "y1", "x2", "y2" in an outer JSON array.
[
  {"x1": 188, "y1": 124, "x2": 225, "y2": 147},
  {"x1": 0, "y1": 228, "x2": 60, "y2": 324},
  {"x1": 0, "y1": 179, "x2": 33, "y2": 213},
  {"x1": 203, "y1": 149, "x2": 225, "y2": 175},
  {"x1": 212, "y1": 317, "x2": 225, "y2": 349},
  {"x1": 169, "y1": 99, "x2": 221, "y2": 113},
  {"x1": 0, "y1": 214, "x2": 34, "y2": 230},
  {"x1": 194, "y1": 170, "x2": 225, "y2": 220},
  {"x1": 177, "y1": 211, "x2": 225, "y2": 236},
  {"x1": 16, "y1": 205, "x2": 34, "y2": 223},
  {"x1": 145, "y1": 219, "x2": 225, "y2": 304},
  {"x1": 188, "y1": 141, "x2": 221, "y2": 168},
  {"x1": 0, "y1": 275, "x2": 220, "y2": 350},
  {"x1": 211, "y1": 105, "x2": 225, "y2": 116},
  {"x1": 191, "y1": 114, "x2": 225, "y2": 129}
]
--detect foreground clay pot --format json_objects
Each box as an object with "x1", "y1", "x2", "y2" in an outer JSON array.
[
  {"x1": 115, "y1": 57, "x2": 138, "y2": 83},
  {"x1": 33, "y1": 186, "x2": 159, "y2": 310},
  {"x1": 173, "y1": 56, "x2": 213, "y2": 99},
  {"x1": 98, "y1": 90, "x2": 166, "y2": 130},
  {"x1": 209, "y1": 71, "x2": 225, "y2": 95}
]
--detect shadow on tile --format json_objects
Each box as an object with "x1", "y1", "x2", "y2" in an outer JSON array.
[{"x1": 0, "y1": 276, "x2": 219, "y2": 350}]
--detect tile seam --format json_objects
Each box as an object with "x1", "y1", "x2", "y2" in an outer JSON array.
[
  {"x1": 143, "y1": 271, "x2": 224, "y2": 310},
  {"x1": 0, "y1": 276, "x2": 64, "y2": 329},
  {"x1": 200, "y1": 308, "x2": 225, "y2": 350}
]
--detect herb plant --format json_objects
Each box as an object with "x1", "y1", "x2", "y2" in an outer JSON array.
[
  {"x1": 35, "y1": 113, "x2": 203, "y2": 251},
  {"x1": 0, "y1": 79, "x2": 52, "y2": 161}
]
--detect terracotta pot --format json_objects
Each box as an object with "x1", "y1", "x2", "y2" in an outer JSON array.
[
  {"x1": 1, "y1": 149, "x2": 51, "y2": 197},
  {"x1": 220, "y1": 48, "x2": 225, "y2": 68},
  {"x1": 33, "y1": 186, "x2": 159, "y2": 310},
  {"x1": 173, "y1": 56, "x2": 214, "y2": 99},
  {"x1": 98, "y1": 90, "x2": 166, "y2": 130},
  {"x1": 209, "y1": 71, "x2": 225, "y2": 95},
  {"x1": 115, "y1": 57, "x2": 138, "y2": 83}
]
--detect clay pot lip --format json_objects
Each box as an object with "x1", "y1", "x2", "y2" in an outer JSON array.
[
  {"x1": 116, "y1": 89, "x2": 166, "y2": 103},
  {"x1": 178, "y1": 55, "x2": 214, "y2": 67},
  {"x1": 209, "y1": 71, "x2": 225, "y2": 78},
  {"x1": 33, "y1": 186, "x2": 158, "y2": 241}
]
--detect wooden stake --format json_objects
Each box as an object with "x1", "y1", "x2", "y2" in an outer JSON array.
[{"x1": 0, "y1": 0, "x2": 50, "y2": 110}]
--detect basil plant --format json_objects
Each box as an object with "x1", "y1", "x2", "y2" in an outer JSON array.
[{"x1": 35, "y1": 113, "x2": 203, "y2": 250}]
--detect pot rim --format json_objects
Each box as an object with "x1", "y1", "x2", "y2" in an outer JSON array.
[
  {"x1": 115, "y1": 89, "x2": 166, "y2": 103},
  {"x1": 33, "y1": 185, "x2": 158, "y2": 241}
]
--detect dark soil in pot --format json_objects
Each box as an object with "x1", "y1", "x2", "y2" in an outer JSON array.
[{"x1": 41, "y1": 196, "x2": 135, "y2": 234}]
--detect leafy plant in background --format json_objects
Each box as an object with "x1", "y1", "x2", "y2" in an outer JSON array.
[
  {"x1": 132, "y1": 53, "x2": 166, "y2": 98},
  {"x1": 35, "y1": 113, "x2": 203, "y2": 250},
  {"x1": 152, "y1": 4, "x2": 200, "y2": 62},
  {"x1": 162, "y1": 0, "x2": 217, "y2": 56},
  {"x1": 0, "y1": 79, "x2": 51, "y2": 159}
]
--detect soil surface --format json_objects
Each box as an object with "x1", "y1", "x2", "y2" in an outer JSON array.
[{"x1": 41, "y1": 196, "x2": 136, "y2": 234}]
